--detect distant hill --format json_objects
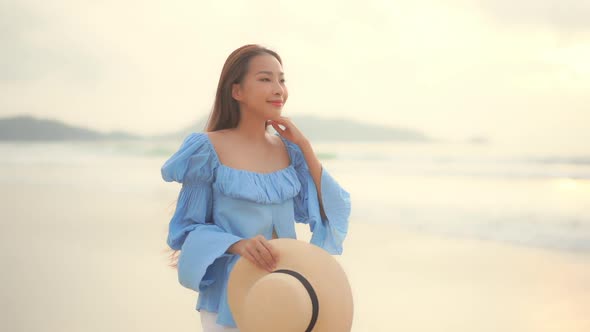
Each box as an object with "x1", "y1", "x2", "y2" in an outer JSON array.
[
  {"x1": 151, "y1": 115, "x2": 434, "y2": 142},
  {"x1": 0, "y1": 114, "x2": 436, "y2": 142},
  {"x1": 0, "y1": 115, "x2": 139, "y2": 141},
  {"x1": 291, "y1": 115, "x2": 432, "y2": 142}
]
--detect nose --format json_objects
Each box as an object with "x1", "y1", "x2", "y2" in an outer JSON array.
[{"x1": 272, "y1": 81, "x2": 284, "y2": 96}]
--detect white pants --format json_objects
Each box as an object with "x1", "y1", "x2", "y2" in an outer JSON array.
[{"x1": 200, "y1": 310, "x2": 240, "y2": 332}]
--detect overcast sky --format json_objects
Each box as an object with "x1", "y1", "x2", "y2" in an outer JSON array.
[{"x1": 1, "y1": 0, "x2": 589, "y2": 153}]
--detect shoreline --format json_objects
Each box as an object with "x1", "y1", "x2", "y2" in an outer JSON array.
[{"x1": 295, "y1": 221, "x2": 590, "y2": 331}]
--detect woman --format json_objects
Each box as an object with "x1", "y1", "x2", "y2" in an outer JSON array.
[{"x1": 161, "y1": 44, "x2": 351, "y2": 331}]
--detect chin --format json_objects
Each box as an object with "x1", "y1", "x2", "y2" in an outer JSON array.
[{"x1": 268, "y1": 109, "x2": 282, "y2": 118}]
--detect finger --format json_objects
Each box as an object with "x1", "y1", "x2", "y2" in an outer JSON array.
[
  {"x1": 270, "y1": 122, "x2": 284, "y2": 134},
  {"x1": 246, "y1": 246, "x2": 270, "y2": 271},
  {"x1": 241, "y1": 250, "x2": 255, "y2": 265},
  {"x1": 271, "y1": 117, "x2": 290, "y2": 128},
  {"x1": 255, "y1": 236, "x2": 276, "y2": 269},
  {"x1": 279, "y1": 117, "x2": 294, "y2": 126},
  {"x1": 260, "y1": 239, "x2": 279, "y2": 266},
  {"x1": 250, "y1": 238, "x2": 273, "y2": 271},
  {"x1": 255, "y1": 240, "x2": 275, "y2": 270},
  {"x1": 271, "y1": 117, "x2": 287, "y2": 124},
  {"x1": 271, "y1": 120, "x2": 288, "y2": 132},
  {"x1": 277, "y1": 117, "x2": 296, "y2": 132},
  {"x1": 243, "y1": 251, "x2": 267, "y2": 272}
]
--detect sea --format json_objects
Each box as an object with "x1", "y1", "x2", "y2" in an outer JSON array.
[{"x1": 1, "y1": 137, "x2": 588, "y2": 256}]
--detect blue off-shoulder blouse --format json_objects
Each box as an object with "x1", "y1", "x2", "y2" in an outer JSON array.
[{"x1": 161, "y1": 132, "x2": 351, "y2": 328}]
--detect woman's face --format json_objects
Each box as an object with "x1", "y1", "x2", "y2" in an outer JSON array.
[{"x1": 232, "y1": 54, "x2": 288, "y2": 120}]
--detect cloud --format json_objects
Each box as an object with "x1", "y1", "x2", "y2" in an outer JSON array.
[
  {"x1": 478, "y1": 0, "x2": 590, "y2": 32},
  {"x1": 0, "y1": 0, "x2": 103, "y2": 83},
  {"x1": 0, "y1": 0, "x2": 588, "y2": 151}
]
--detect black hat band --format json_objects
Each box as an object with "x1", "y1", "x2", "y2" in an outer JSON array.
[{"x1": 273, "y1": 269, "x2": 319, "y2": 332}]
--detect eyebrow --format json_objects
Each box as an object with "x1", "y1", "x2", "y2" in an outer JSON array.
[{"x1": 255, "y1": 71, "x2": 284, "y2": 76}]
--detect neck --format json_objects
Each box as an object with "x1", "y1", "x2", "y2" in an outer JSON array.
[{"x1": 234, "y1": 108, "x2": 271, "y2": 143}]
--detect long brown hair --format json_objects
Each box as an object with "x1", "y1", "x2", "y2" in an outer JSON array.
[
  {"x1": 205, "y1": 44, "x2": 282, "y2": 132},
  {"x1": 165, "y1": 44, "x2": 283, "y2": 269}
]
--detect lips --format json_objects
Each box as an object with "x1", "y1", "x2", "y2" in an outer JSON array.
[{"x1": 268, "y1": 101, "x2": 283, "y2": 106}]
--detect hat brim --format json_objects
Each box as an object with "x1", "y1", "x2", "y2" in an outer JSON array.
[{"x1": 228, "y1": 238, "x2": 353, "y2": 332}]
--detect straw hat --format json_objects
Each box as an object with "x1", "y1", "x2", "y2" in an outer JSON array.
[{"x1": 227, "y1": 238, "x2": 353, "y2": 332}]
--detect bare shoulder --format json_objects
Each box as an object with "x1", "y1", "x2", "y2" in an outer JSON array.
[
  {"x1": 209, "y1": 129, "x2": 280, "y2": 146},
  {"x1": 206, "y1": 129, "x2": 234, "y2": 146},
  {"x1": 206, "y1": 129, "x2": 232, "y2": 139}
]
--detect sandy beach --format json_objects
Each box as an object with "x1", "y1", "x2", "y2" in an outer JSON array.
[
  {"x1": 1, "y1": 155, "x2": 589, "y2": 332},
  {"x1": 335, "y1": 222, "x2": 590, "y2": 331}
]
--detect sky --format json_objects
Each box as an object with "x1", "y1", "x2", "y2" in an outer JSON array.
[{"x1": 1, "y1": 0, "x2": 589, "y2": 153}]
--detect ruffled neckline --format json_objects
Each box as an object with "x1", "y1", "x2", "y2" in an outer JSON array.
[{"x1": 202, "y1": 132, "x2": 302, "y2": 204}]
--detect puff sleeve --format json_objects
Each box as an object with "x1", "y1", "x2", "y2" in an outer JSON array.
[
  {"x1": 161, "y1": 133, "x2": 243, "y2": 292},
  {"x1": 290, "y1": 142, "x2": 351, "y2": 255}
]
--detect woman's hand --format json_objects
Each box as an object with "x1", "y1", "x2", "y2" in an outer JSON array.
[
  {"x1": 268, "y1": 116, "x2": 308, "y2": 147},
  {"x1": 227, "y1": 235, "x2": 280, "y2": 272}
]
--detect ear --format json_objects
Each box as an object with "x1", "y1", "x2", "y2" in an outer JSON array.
[{"x1": 231, "y1": 83, "x2": 243, "y2": 101}]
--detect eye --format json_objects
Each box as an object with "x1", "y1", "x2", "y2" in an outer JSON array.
[{"x1": 260, "y1": 78, "x2": 271, "y2": 82}]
